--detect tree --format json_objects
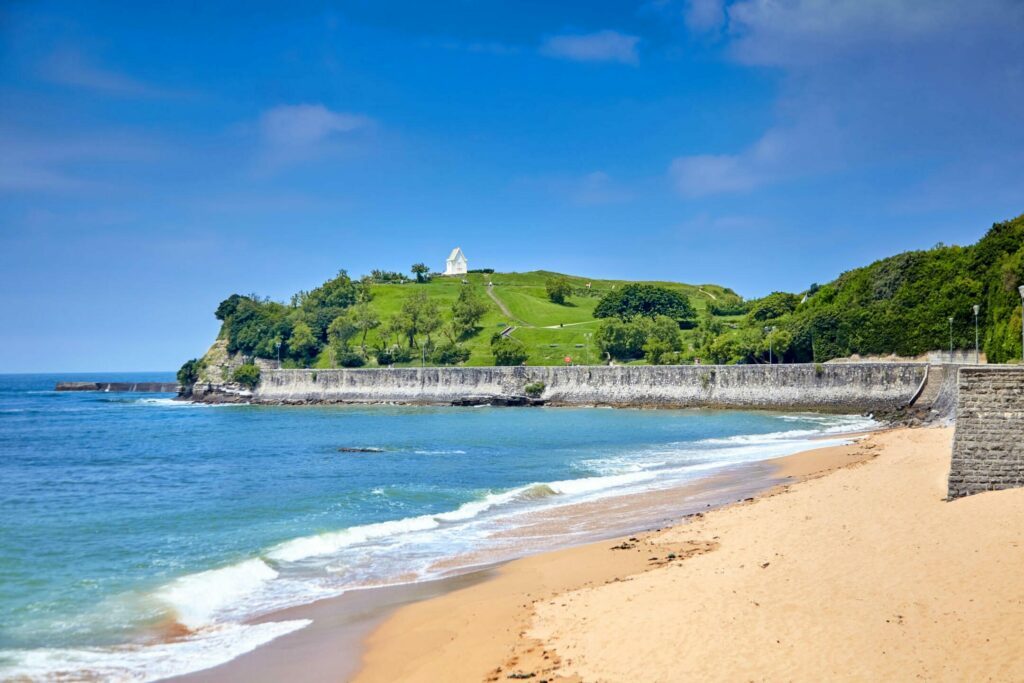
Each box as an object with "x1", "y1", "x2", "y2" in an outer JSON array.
[
  {"x1": 351, "y1": 302, "x2": 381, "y2": 353},
  {"x1": 595, "y1": 318, "x2": 648, "y2": 361},
  {"x1": 643, "y1": 315, "x2": 684, "y2": 365},
  {"x1": 491, "y1": 335, "x2": 529, "y2": 366},
  {"x1": 545, "y1": 277, "x2": 572, "y2": 305},
  {"x1": 432, "y1": 341, "x2": 471, "y2": 365},
  {"x1": 289, "y1": 320, "x2": 319, "y2": 362},
  {"x1": 747, "y1": 292, "x2": 800, "y2": 322},
  {"x1": 177, "y1": 358, "x2": 203, "y2": 395},
  {"x1": 451, "y1": 287, "x2": 488, "y2": 337},
  {"x1": 400, "y1": 290, "x2": 442, "y2": 347},
  {"x1": 411, "y1": 263, "x2": 431, "y2": 283},
  {"x1": 594, "y1": 284, "x2": 696, "y2": 326}
]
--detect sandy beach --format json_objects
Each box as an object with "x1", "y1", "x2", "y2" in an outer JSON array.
[{"x1": 351, "y1": 426, "x2": 1024, "y2": 682}]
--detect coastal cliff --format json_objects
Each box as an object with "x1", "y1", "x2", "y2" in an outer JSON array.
[{"x1": 190, "y1": 363, "x2": 927, "y2": 412}]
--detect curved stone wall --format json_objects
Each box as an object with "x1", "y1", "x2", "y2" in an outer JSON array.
[{"x1": 226, "y1": 363, "x2": 928, "y2": 412}]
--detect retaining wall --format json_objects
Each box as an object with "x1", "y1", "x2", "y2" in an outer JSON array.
[
  {"x1": 948, "y1": 367, "x2": 1024, "y2": 499},
  {"x1": 193, "y1": 363, "x2": 930, "y2": 412}
]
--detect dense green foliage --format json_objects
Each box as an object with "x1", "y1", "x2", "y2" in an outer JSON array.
[
  {"x1": 176, "y1": 358, "x2": 203, "y2": 393},
  {"x1": 232, "y1": 363, "x2": 261, "y2": 389},
  {"x1": 198, "y1": 215, "x2": 1023, "y2": 371},
  {"x1": 594, "y1": 284, "x2": 696, "y2": 326},
  {"x1": 545, "y1": 276, "x2": 572, "y2": 305},
  {"x1": 491, "y1": 335, "x2": 529, "y2": 365},
  {"x1": 524, "y1": 381, "x2": 545, "y2": 398},
  {"x1": 697, "y1": 215, "x2": 1024, "y2": 364}
]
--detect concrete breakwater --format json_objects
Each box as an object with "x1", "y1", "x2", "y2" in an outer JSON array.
[
  {"x1": 57, "y1": 381, "x2": 180, "y2": 393},
  {"x1": 192, "y1": 363, "x2": 928, "y2": 412}
]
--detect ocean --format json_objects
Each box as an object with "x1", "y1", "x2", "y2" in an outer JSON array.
[{"x1": 0, "y1": 373, "x2": 876, "y2": 681}]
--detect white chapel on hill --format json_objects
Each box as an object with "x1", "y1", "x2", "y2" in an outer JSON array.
[{"x1": 445, "y1": 247, "x2": 468, "y2": 276}]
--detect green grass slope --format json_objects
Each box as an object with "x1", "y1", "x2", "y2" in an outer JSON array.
[{"x1": 338, "y1": 271, "x2": 732, "y2": 367}]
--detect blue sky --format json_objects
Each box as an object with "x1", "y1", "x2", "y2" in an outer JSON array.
[{"x1": 2, "y1": 0, "x2": 1023, "y2": 372}]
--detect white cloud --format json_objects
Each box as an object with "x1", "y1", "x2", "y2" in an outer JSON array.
[
  {"x1": 518, "y1": 171, "x2": 634, "y2": 206},
  {"x1": 539, "y1": 30, "x2": 640, "y2": 65},
  {"x1": 684, "y1": 0, "x2": 725, "y2": 31},
  {"x1": 669, "y1": 0, "x2": 1024, "y2": 200},
  {"x1": 256, "y1": 104, "x2": 373, "y2": 170}
]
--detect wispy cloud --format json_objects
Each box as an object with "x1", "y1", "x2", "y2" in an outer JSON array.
[
  {"x1": 0, "y1": 129, "x2": 164, "y2": 193},
  {"x1": 39, "y1": 49, "x2": 178, "y2": 97},
  {"x1": 539, "y1": 30, "x2": 640, "y2": 65},
  {"x1": 255, "y1": 104, "x2": 374, "y2": 171},
  {"x1": 668, "y1": 0, "x2": 1024, "y2": 199}
]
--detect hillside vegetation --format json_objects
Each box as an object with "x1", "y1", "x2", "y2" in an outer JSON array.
[{"x1": 181, "y1": 214, "x2": 1023, "y2": 383}]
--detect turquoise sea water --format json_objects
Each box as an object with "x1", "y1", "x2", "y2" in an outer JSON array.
[{"x1": 0, "y1": 373, "x2": 875, "y2": 680}]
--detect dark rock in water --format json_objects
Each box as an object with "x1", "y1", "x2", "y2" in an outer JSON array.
[
  {"x1": 451, "y1": 395, "x2": 547, "y2": 407},
  {"x1": 451, "y1": 396, "x2": 491, "y2": 406},
  {"x1": 337, "y1": 447, "x2": 386, "y2": 453}
]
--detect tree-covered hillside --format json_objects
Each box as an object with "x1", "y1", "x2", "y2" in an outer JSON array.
[
  {"x1": 700, "y1": 214, "x2": 1024, "y2": 364},
  {"x1": 181, "y1": 213, "x2": 1023, "y2": 384}
]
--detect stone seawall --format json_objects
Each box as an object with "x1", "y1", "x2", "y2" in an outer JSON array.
[
  {"x1": 190, "y1": 363, "x2": 929, "y2": 412},
  {"x1": 948, "y1": 367, "x2": 1024, "y2": 499}
]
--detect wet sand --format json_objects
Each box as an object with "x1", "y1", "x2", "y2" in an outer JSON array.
[
  {"x1": 172, "y1": 430, "x2": 884, "y2": 679},
  {"x1": 354, "y1": 426, "x2": 1024, "y2": 682},
  {"x1": 168, "y1": 432, "x2": 868, "y2": 682}
]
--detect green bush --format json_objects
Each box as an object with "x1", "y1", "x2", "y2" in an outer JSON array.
[
  {"x1": 492, "y1": 336, "x2": 529, "y2": 366},
  {"x1": 545, "y1": 277, "x2": 573, "y2": 305},
  {"x1": 335, "y1": 350, "x2": 366, "y2": 367},
  {"x1": 176, "y1": 358, "x2": 203, "y2": 394},
  {"x1": 431, "y1": 342, "x2": 471, "y2": 365},
  {"x1": 524, "y1": 381, "x2": 545, "y2": 398},
  {"x1": 232, "y1": 363, "x2": 261, "y2": 389},
  {"x1": 375, "y1": 345, "x2": 413, "y2": 366}
]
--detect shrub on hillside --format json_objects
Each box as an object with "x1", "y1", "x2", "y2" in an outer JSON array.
[
  {"x1": 232, "y1": 363, "x2": 261, "y2": 389},
  {"x1": 524, "y1": 381, "x2": 545, "y2": 398},
  {"x1": 545, "y1": 277, "x2": 573, "y2": 305},
  {"x1": 432, "y1": 342, "x2": 471, "y2": 365},
  {"x1": 491, "y1": 336, "x2": 529, "y2": 366},
  {"x1": 335, "y1": 350, "x2": 366, "y2": 367}
]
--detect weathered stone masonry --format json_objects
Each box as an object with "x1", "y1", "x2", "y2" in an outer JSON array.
[
  {"x1": 948, "y1": 367, "x2": 1024, "y2": 499},
  {"x1": 192, "y1": 363, "x2": 928, "y2": 413}
]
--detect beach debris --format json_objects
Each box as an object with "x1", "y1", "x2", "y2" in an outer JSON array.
[
  {"x1": 507, "y1": 673, "x2": 536, "y2": 679},
  {"x1": 611, "y1": 541, "x2": 635, "y2": 550},
  {"x1": 760, "y1": 562, "x2": 771, "y2": 569}
]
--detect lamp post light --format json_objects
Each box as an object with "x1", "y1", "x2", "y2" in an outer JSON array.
[
  {"x1": 947, "y1": 316, "x2": 954, "y2": 361},
  {"x1": 764, "y1": 326, "x2": 775, "y2": 365},
  {"x1": 1018, "y1": 285, "x2": 1024, "y2": 363},
  {"x1": 972, "y1": 305, "x2": 980, "y2": 365}
]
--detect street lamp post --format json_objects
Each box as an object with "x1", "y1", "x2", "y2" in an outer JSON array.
[
  {"x1": 972, "y1": 305, "x2": 980, "y2": 365},
  {"x1": 948, "y1": 316, "x2": 954, "y2": 361},
  {"x1": 764, "y1": 326, "x2": 775, "y2": 365},
  {"x1": 1019, "y1": 285, "x2": 1024, "y2": 363}
]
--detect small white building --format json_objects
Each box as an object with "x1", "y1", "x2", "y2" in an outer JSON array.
[{"x1": 444, "y1": 247, "x2": 468, "y2": 276}]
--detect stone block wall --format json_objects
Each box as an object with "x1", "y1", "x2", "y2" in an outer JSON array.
[
  {"x1": 948, "y1": 367, "x2": 1024, "y2": 499},
  {"x1": 234, "y1": 363, "x2": 927, "y2": 412}
]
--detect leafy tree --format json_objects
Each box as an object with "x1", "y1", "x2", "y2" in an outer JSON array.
[
  {"x1": 643, "y1": 315, "x2": 684, "y2": 365},
  {"x1": 432, "y1": 341, "x2": 471, "y2": 365},
  {"x1": 400, "y1": 291, "x2": 442, "y2": 347},
  {"x1": 411, "y1": 263, "x2": 431, "y2": 283},
  {"x1": 451, "y1": 287, "x2": 488, "y2": 337},
  {"x1": 545, "y1": 277, "x2": 573, "y2": 305},
  {"x1": 215, "y1": 294, "x2": 248, "y2": 321},
  {"x1": 232, "y1": 363, "x2": 261, "y2": 389},
  {"x1": 747, "y1": 292, "x2": 800, "y2": 322},
  {"x1": 289, "y1": 320, "x2": 319, "y2": 362},
  {"x1": 491, "y1": 335, "x2": 529, "y2": 366},
  {"x1": 594, "y1": 284, "x2": 696, "y2": 326},
  {"x1": 350, "y1": 302, "x2": 381, "y2": 353},
  {"x1": 595, "y1": 318, "x2": 648, "y2": 361},
  {"x1": 177, "y1": 358, "x2": 203, "y2": 394}
]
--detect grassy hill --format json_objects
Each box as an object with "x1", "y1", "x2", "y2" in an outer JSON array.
[
  {"x1": 344, "y1": 271, "x2": 733, "y2": 367},
  {"x1": 184, "y1": 213, "x2": 1023, "y2": 383}
]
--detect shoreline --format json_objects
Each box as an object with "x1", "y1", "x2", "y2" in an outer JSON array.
[{"x1": 168, "y1": 426, "x2": 882, "y2": 683}]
